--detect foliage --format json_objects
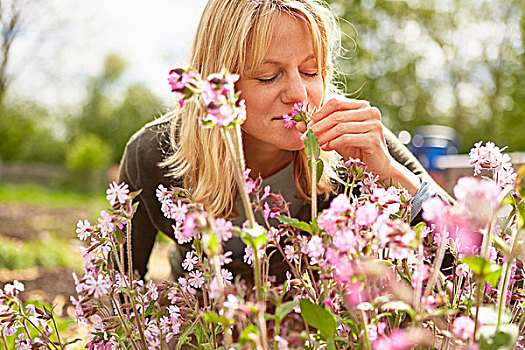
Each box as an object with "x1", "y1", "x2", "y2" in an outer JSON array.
[
  {"x1": 69, "y1": 54, "x2": 163, "y2": 164},
  {"x1": 0, "y1": 235, "x2": 83, "y2": 271},
  {"x1": 65, "y1": 134, "x2": 112, "y2": 172},
  {"x1": 327, "y1": 0, "x2": 525, "y2": 151},
  {"x1": 0, "y1": 102, "x2": 66, "y2": 164}
]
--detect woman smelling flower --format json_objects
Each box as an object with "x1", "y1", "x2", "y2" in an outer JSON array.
[{"x1": 118, "y1": 0, "x2": 449, "y2": 284}]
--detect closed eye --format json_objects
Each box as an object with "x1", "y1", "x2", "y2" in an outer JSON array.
[{"x1": 257, "y1": 76, "x2": 278, "y2": 84}]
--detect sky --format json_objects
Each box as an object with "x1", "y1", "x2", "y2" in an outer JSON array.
[{"x1": 8, "y1": 0, "x2": 208, "y2": 109}]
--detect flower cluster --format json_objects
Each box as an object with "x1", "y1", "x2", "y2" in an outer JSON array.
[
  {"x1": 469, "y1": 141, "x2": 517, "y2": 187},
  {"x1": 168, "y1": 67, "x2": 246, "y2": 127},
  {"x1": 282, "y1": 102, "x2": 311, "y2": 128},
  {"x1": 2, "y1": 68, "x2": 525, "y2": 350}
]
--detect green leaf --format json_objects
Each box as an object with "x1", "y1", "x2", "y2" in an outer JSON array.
[
  {"x1": 304, "y1": 127, "x2": 320, "y2": 160},
  {"x1": 239, "y1": 324, "x2": 260, "y2": 345},
  {"x1": 478, "y1": 324, "x2": 519, "y2": 350},
  {"x1": 462, "y1": 256, "x2": 502, "y2": 285},
  {"x1": 276, "y1": 215, "x2": 312, "y2": 233},
  {"x1": 300, "y1": 299, "x2": 336, "y2": 339},
  {"x1": 326, "y1": 339, "x2": 336, "y2": 350},
  {"x1": 308, "y1": 159, "x2": 324, "y2": 183},
  {"x1": 275, "y1": 300, "x2": 299, "y2": 322},
  {"x1": 485, "y1": 265, "x2": 503, "y2": 288},
  {"x1": 204, "y1": 312, "x2": 230, "y2": 324}
]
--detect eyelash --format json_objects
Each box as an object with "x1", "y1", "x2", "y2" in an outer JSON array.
[{"x1": 257, "y1": 72, "x2": 318, "y2": 84}]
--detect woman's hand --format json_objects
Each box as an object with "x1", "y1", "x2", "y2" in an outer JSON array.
[{"x1": 298, "y1": 97, "x2": 421, "y2": 195}]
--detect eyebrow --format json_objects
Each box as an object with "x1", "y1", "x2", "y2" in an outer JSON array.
[{"x1": 260, "y1": 54, "x2": 317, "y2": 66}]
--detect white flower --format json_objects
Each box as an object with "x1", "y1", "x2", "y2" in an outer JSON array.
[
  {"x1": 188, "y1": 270, "x2": 205, "y2": 288},
  {"x1": 182, "y1": 251, "x2": 199, "y2": 271},
  {"x1": 106, "y1": 181, "x2": 129, "y2": 206},
  {"x1": 76, "y1": 219, "x2": 92, "y2": 241},
  {"x1": 306, "y1": 236, "x2": 324, "y2": 259},
  {"x1": 84, "y1": 273, "x2": 112, "y2": 299}
]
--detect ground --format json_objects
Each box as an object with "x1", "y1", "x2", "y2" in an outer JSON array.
[{"x1": 0, "y1": 192, "x2": 172, "y2": 346}]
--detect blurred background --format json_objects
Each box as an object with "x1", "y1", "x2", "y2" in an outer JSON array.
[{"x1": 0, "y1": 0, "x2": 524, "y2": 345}]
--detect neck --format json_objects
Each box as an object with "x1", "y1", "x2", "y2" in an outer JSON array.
[{"x1": 244, "y1": 144, "x2": 293, "y2": 179}]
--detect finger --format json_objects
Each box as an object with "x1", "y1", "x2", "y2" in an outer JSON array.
[
  {"x1": 316, "y1": 120, "x2": 380, "y2": 146},
  {"x1": 321, "y1": 133, "x2": 381, "y2": 155},
  {"x1": 311, "y1": 97, "x2": 370, "y2": 123},
  {"x1": 295, "y1": 120, "x2": 307, "y2": 133},
  {"x1": 310, "y1": 107, "x2": 381, "y2": 136}
]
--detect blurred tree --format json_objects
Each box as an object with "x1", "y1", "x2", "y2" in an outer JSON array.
[
  {"x1": 0, "y1": 0, "x2": 24, "y2": 106},
  {"x1": 70, "y1": 53, "x2": 162, "y2": 163},
  {"x1": 0, "y1": 101, "x2": 66, "y2": 163},
  {"x1": 327, "y1": 0, "x2": 524, "y2": 152}
]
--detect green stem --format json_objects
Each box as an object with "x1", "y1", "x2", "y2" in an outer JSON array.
[
  {"x1": 473, "y1": 277, "x2": 483, "y2": 341},
  {"x1": 424, "y1": 230, "x2": 447, "y2": 299},
  {"x1": 110, "y1": 293, "x2": 141, "y2": 350},
  {"x1": 360, "y1": 310, "x2": 372, "y2": 350},
  {"x1": 1, "y1": 331, "x2": 8, "y2": 350},
  {"x1": 311, "y1": 157, "x2": 317, "y2": 220}
]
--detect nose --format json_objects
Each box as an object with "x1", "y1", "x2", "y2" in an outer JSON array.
[{"x1": 281, "y1": 71, "x2": 307, "y2": 105}]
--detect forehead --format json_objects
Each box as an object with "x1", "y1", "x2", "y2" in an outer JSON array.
[{"x1": 244, "y1": 11, "x2": 320, "y2": 74}]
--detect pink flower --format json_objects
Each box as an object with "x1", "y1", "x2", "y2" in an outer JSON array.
[
  {"x1": 168, "y1": 200, "x2": 188, "y2": 222},
  {"x1": 261, "y1": 185, "x2": 271, "y2": 201},
  {"x1": 76, "y1": 219, "x2": 93, "y2": 241},
  {"x1": 106, "y1": 181, "x2": 129, "y2": 206},
  {"x1": 4, "y1": 280, "x2": 24, "y2": 297},
  {"x1": 213, "y1": 218, "x2": 233, "y2": 242},
  {"x1": 454, "y1": 177, "x2": 501, "y2": 224},
  {"x1": 282, "y1": 113, "x2": 295, "y2": 128},
  {"x1": 188, "y1": 270, "x2": 205, "y2": 288},
  {"x1": 355, "y1": 203, "x2": 379, "y2": 226},
  {"x1": 84, "y1": 273, "x2": 112, "y2": 299},
  {"x1": 283, "y1": 245, "x2": 297, "y2": 263},
  {"x1": 306, "y1": 236, "x2": 324, "y2": 259},
  {"x1": 453, "y1": 316, "x2": 475, "y2": 340},
  {"x1": 182, "y1": 251, "x2": 199, "y2": 271},
  {"x1": 456, "y1": 263, "x2": 470, "y2": 278},
  {"x1": 329, "y1": 194, "x2": 352, "y2": 215},
  {"x1": 333, "y1": 229, "x2": 357, "y2": 253},
  {"x1": 373, "y1": 329, "x2": 413, "y2": 350},
  {"x1": 97, "y1": 210, "x2": 116, "y2": 237}
]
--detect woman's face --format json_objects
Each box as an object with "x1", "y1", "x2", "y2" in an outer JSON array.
[{"x1": 236, "y1": 13, "x2": 324, "y2": 156}]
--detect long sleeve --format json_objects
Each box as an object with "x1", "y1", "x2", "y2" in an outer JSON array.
[{"x1": 117, "y1": 119, "x2": 176, "y2": 279}]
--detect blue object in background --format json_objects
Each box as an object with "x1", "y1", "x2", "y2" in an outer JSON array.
[{"x1": 407, "y1": 125, "x2": 460, "y2": 173}]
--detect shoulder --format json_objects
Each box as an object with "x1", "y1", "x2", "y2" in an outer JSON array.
[
  {"x1": 125, "y1": 114, "x2": 172, "y2": 160},
  {"x1": 119, "y1": 114, "x2": 175, "y2": 190}
]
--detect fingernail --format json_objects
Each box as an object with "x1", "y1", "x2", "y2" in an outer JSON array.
[{"x1": 300, "y1": 134, "x2": 305, "y2": 141}]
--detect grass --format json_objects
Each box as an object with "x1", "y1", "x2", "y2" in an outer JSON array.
[
  {"x1": 0, "y1": 182, "x2": 107, "y2": 216},
  {"x1": 0, "y1": 234, "x2": 83, "y2": 271}
]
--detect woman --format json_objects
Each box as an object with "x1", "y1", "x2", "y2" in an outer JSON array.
[{"x1": 118, "y1": 0, "x2": 448, "y2": 281}]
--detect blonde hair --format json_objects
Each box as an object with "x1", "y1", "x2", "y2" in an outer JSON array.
[{"x1": 162, "y1": 0, "x2": 342, "y2": 219}]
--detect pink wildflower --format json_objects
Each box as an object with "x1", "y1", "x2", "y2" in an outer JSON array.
[
  {"x1": 106, "y1": 181, "x2": 129, "y2": 206},
  {"x1": 97, "y1": 210, "x2": 116, "y2": 237},
  {"x1": 456, "y1": 263, "x2": 470, "y2": 278},
  {"x1": 76, "y1": 219, "x2": 93, "y2": 241},
  {"x1": 355, "y1": 203, "x2": 379, "y2": 226},
  {"x1": 453, "y1": 316, "x2": 475, "y2": 340},
  {"x1": 306, "y1": 235, "x2": 324, "y2": 259},
  {"x1": 213, "y1": 218, "x2": 233, "y2": 242},
  {"x1": 188, "y1": 270, "x2": 205, "y2": 288},
  {"x1": 329, "y1": 194, "x2": 352, "y2": 215},
  {"x1": 84, "y1": 273, "x2": 112, "y2": 299},
  {"x1": 282, "y1": 113, "x2": 295, "y2": 128},
  {"x1": 182, "y1": 251, "x2": 198, "y2": 271}
]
